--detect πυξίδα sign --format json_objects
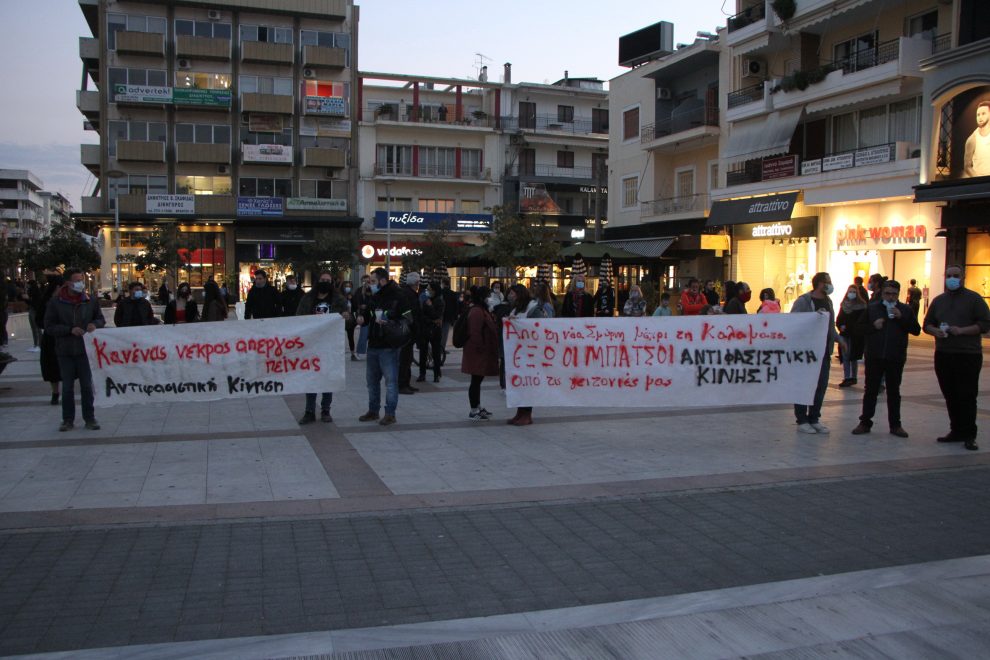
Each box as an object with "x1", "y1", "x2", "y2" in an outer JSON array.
[
  {"x1": 87, "y1": 315, "x2": 345, "y2": 406},
  {"x1": 146, "y1": 194, "x2": 195, "y2": 215},
  {"x1": 502, "y1": 314, "x2": 828, "y2": 408}
]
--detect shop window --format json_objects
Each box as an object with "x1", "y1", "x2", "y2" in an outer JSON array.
[
  {"x1": 175, "y1": 175, "x2": 231, "y2": 195},
  {"x1": 623, "y1": 107, "x2": 640, "y2": 141}
]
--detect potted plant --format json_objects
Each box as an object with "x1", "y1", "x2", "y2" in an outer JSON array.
[{"x1": 772, "y1": 0, "x2": 796, "y2": 21}]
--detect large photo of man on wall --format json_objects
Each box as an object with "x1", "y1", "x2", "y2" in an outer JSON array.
[
  {"x1": 947, "y1": 85, "x2": 990, "y2": 180},
  {"x1": 964, "y1": 99, "x2": 990, "y2": 177}
]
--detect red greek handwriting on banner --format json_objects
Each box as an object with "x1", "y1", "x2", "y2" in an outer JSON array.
[
  {"x1": 503, "y1": 314, "x2": 828, "y2": 408},
  {"x1": 86, "y1": 314, "x2": 345, "y2": 407}
]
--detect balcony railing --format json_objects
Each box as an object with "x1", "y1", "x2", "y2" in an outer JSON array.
[
  {"x1": 373, "y1": 163, "x2": 487, "y2": 179},
  {"x1": 931, "y1": 33, "x2": 952, "y2": 55},
  {"x1": 502, "y1": 114, "x2": 608, "y2": 135},
  {"x1": 727, "y1": 3, "x2": 766, "y2": 32},
  {"x1": 510, "y1": 164, "x2": 595, "y2": 179},
  {"x1": 727, "y1": 82, "x2": 765, "y2": 109},
  {"x1": 641, "y1": 106, "x2": 719, "y2": 143},
  {"x1": 828, "y1": 38, "x2": 900, "y2": 75},
  {"x1": 726, "y1": 142, "x2": 914, "y2": 187},
  {"x1": 641, "y1": 193, "x2": 710, "y2": 217},
  {"x1": 366, "y1": 105, "x2": 496, "y2": 127}
]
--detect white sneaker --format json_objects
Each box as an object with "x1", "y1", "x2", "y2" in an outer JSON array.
[
  {"x1": 797, "y1": 423, "x2": 817, "y2": 434},
  {"x1": 811, "y1": 423, "x2": 830, "y2": 434},
  {"x1": 27, "y1": 347, "x2": 41, "y2": 353},
  {"x1": 469, "y1": 409, "x2": 490, "y2": 420}
]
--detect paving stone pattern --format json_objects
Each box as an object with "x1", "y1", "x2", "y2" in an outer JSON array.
[{"x1": 2, "y1": 466, "x2": 989, "y2": 655}]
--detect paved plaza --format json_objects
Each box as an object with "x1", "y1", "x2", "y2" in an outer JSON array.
[{"x1": 0, "y1": 328, "x2": 988, "y2": 657}]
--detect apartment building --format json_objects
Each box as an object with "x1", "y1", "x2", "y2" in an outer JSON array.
[
  {"x1": 40, "y1": 192, "x2": 73, "y2": 230},
  {"x1": 713, "y1": 0, "x2": 950, "y2": 312},
  {"x1": 0, "y1": 170, "x2": 49, "y2": 246},
  {"x1": 75, "y1": 0, "x2": 359, "y2": 298},
  {"x1": 607, "y1": 23, "x2": 725, "y2": 291}
]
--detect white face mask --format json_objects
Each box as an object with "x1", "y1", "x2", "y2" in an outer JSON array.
[
  {"x1": 287, "y1": 284, "x2": 297, "y2": 290},
  {"x1": 71, "y1": 281, "x2": 85, "y2": 293},
  {"x1": 846, "y1": 292, "x2": 857, "y2": 301}
]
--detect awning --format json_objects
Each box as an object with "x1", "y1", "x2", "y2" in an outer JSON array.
[
  {"x1": 600, "y1": 238, "x2": 674, "y2": 258},
  {"x1": 723, "y1": 107, "x2": 804, "y2": 166},
  {"x1": 914, "y1": 177, "x2": 990, "y2": 203},
  {"x1": 806, "y1": 80, "x2": 902, "y2": 115},
  {"x1": 707, "y1": 191, "x2": 799, "y2": 227}
]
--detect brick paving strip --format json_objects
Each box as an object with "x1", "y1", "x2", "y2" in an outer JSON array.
[{"x1": 1, "y1": 465, "x2": 989, "y2": 656}]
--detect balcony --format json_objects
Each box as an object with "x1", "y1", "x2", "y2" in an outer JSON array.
[
  {"x1": 116, "y1": 140, "x2": 165, "y2": 162},
  {"x1": 366, "y1": 105, "x2": 495, "y2": 128},
  {"x1": 76, "y1": 90, "x2": 100, "y2": 119},
  {"x1": 81, "y1": 196, "x2": 103, "y2": 214},
  {"x1": 726, "y1": 2, "x2": 771, "y2": 48},
  {"x1": 727, "y1": 82, "x2": 766, "y2": 110},
  {"x1": 116, "y1": 31, "x2": 165, "y2": 57},
  {"x1": 194, "y1": 195, "x2": 236, "y2": 215},
  {"x1": 79, "y1": 36, "x2": 99, "y2": 60},
  {"x1": 641, "y1": 193, "x2": 710, "y2": 219},
  {"x1": 176, "y1": 35, "x2": 230, "y2": 60},
  {"x1": 641, "y1": 105, "x2": 719, "y2": 152},
  {"x1": 302, "y1": 45, "x2": 346, "y2": 69},
  {"x1": 510, "y1": 164, "x2": 595, "y2": 180},
  {"x1": 303, "y1": 147, "x2": 346, "y2": 169},
  {"x1": 373, "y1": 163, "x2": 488, "y2": 181},
  {"x1": 501, "y1": 114, "x2": 608, "y2": 136},
  {"x1": 242, "y1": 40, "x2": 293, "y2": 65},
  {"x1": 241, "y1": 93, "x2": 293, "y2": 115},
  {"x1": 81, "y1": 143, "x2": 100, "y2": 174},
  {"x1": 177, "y1": 143, "x2": 230, "y2": 164},
  {"x1": 725, "y1": 142, "x2": 918, "y2": 188}
]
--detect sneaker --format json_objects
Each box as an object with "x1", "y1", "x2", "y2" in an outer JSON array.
[
  {"x1": 84, "y1": 420, "x2": 100, "y2": 430},
  {"x1": 478, "y1": 408, "x2": 493, "y2": 419},
  {"x1": 937, "y1": 434, "x2": 963, "y2": 443},
  {"x1": 379, "y1": 415, "x2": 397, "y2": 426},
  {"x1": 851, "y1": 423, "x2": 871, "y2": 435},
  {"x1": 358, "y1": 411, "x2": 380, "y2": 422},
  {"x1": 890, "y1": 427, "x2": 909, "y2": 438},
  {"x1": 469, "y1": 409, "x2": 490, "y2": 420},
  {"x1": 320, "y1": 411, "x2": 333, "y2": 423},
  {"x1": 811, "y1": 423, "x2": 830, "y2": 434},
  {"x1": 797, "y1": 423, "x2": 817, "y2": 434},
  {"x1": 965, "y1": 440, "x2": 979, "y2": 451},
  {"x1": 27, "y1": 346, "x2": 41, "y2": 353},
  {"x1": 59, "y1": 421, "x2": 73, "y2": 432},
  {"x1": 350, "y1": 353, "x2": 358, "y2": 362},
  {"x1": 298, "y1": 411, "x2": 316, "y2": 425}
]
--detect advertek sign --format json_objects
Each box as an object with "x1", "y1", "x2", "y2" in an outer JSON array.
[
  {"x1": 706, "y1": 191, "x2": 798, "y2": 227},
  {"x1": 304, "y1": 96, "x2": 347, "y2": 116},
  {"x1": 503, "y1": 315, "x2": 829, "y2": 408},
  {"x1": 113, "y1": 85, "x2": 230, "y2": 107},
  {"x1": 114, "y1": 84, "x2": 171, "y2": 104},
  {"x1": 242, "y1": 144, "x2": 293, "y2": 164},
  {"x1": 836, "y1": 224, "x2": 928, "y2": 246},
  {"x1": 373, "y1": 211, "x2": 493, "y2": 232},
  {"x1": 146, "y1": 194, "x2": 195, "y2": 215},
  {"x1": 237, "y1": 196, "x2": 283, "y2": 217},
  {"x1": 360, "y1": 243, "x2": 423, "y2": 260}
]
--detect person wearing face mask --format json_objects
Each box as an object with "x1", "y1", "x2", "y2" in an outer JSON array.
[
  {"x1": 462, "y1": 285, "x2": 499, "y2": 420},
  {"x1": 594, "y1": 279, "x2": 616, "y2": 317},
  {"x1": 723, "y1": 281, "x2": 751, "y2": 314},
  {"x1": 790, "y1": 272, "x2": 847, "y2": 435},
  {"x1": 489, "y1": 281, "x2": 505, "y2": 307},
  {"x1": 244, "y1": 269, "x2": 280, "y2": 319},
  {"x1": 622, "y1": 284, "x2": 648, "y2": 317},
  {"x1": 44, "y1": 268, "x2": 106, "y2": 432},
  {"x1": 562, "y1": 274, "x2": 594, "y2": 318},
  {"x1": 164, "y1": 283, "x2": 199, "y2": 324},
  {"x1": 339, "y1": 279, "x2": 359, "y2": 360},
  {"x1": 851, "y1": 280, "x2": 920, "y2": 439},
  {"x1": 354, "y1": 274, "x2": 373, "y2": 359},
  {"x1": 923, "y1": 265, "x2": 990, "y2": 451},
  {"x1": 416, "y1": 281, "x2": 445, "y2": 382},
  {"x1": 296, "y1": 271, "x2": 346, "y2": 424},
  {"x1": 279, "y1": 275, "x2": 304, "y2": 317},
  {"x1": 398, "y1": 272, "x2": 424, "y2": 394},
  {"x1": 355, "y1": 268, "x2": 411, "y2": 426},
  {"x1": 835, "y1": 285, "x2": 867, "y2": 387},
  {"x1": 114, "y1": 282, "x2": 160, "y2": 327}
]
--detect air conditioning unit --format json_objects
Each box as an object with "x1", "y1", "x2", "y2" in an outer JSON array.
[
  {"x1": 743, "y1": 58, "x2": 766, "y2": 78},
  {"x1": 207, "y1": 9, "x2": 222, "y2": 20},
  {"x1": 177, "y1": 58, "x2": 191, "y2": 70},
  {"x1": 656, "y1": 87, "x2": 672, "y2": 100},
  {"x1": 217, "y1": 164, "x2": 229, "y2": 174},
  {"x1": 509, "y1": 133, "x2": 526, "y2": 146},
  {"x1": 303, "y1": 67, "x2": 316, "y2": 79},
  {"x1": 325, "y1": 168, "x2": 339, "y2": 177}
]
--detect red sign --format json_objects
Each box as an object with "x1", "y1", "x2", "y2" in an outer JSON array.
[{"x1": 762, "y1": 155, "x2": 798, "y2": 181}]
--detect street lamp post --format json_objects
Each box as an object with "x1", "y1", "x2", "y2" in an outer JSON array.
[
  {"x1": 106, "y1": 169, "x2": 126, "y2": 296},
  {"x1": 381, "y1": 178, "x2": 395, "y2": 273}
]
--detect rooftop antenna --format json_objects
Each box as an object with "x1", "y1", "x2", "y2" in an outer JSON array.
[{"x1": 474, "y1": 52, "x2": 492, "y2": 79}]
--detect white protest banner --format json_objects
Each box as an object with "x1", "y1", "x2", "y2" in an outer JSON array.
[
  {"x1": 503, "y1": 314, "x2": 829, "y2": 408},
  {"x1": 86, "y1": 315, "x2": 345, "y2": 406}
]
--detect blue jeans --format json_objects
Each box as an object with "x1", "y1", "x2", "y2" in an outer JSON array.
[
  {"x1": 356, "y1": 325, "x2": 369, "y2": 355},
  {"x1": 58, "y1": 353, "x2": 95, "y2": 423},
  {"x1": 794, "y1": 356, "x2": 831, "y2": 425},
  {"x1": 366, "y1": 346, "x2": 398, "y2": 416},
  {"x1": 305, "y1": 392, "x2": 332, "y2": 414},
  {"x1": 842, "y1": 355, "x2": 858, "y2": 380}
]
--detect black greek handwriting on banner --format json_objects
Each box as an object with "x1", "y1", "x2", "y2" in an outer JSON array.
[
  {"x1": 105, "y1": 376, "x2": 218, "y2": 397},
  {"x1": 226, "y1": 376, "x2": 286, "y2": 394}
]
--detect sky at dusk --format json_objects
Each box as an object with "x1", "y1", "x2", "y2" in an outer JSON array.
[{"x1": 0, "y1": 0, "x2": 731, "y2": 210}]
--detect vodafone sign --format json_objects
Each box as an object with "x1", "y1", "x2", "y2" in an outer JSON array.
[
  {"x1": 360, "y1": 243, "x2": 424, "y2": 261},
  {"x1": 360, "y1": 244, "x2": 375, "y2": 259}
]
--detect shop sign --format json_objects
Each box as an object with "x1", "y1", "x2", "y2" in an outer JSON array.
[
  {"x1": 173, "y1": 88, "x2": 231, "y2": 107},
  {"x1": 286, "y1": 197, "x2": 347, "y2": 212},
  {"x1": 237, "y1": 196, "x2": 283, "y2": 217},
  {"x1": 114, "y1": 84, "x2": 171, "y2": 104},
  {"x1": 707, "y1": 191, "x2": 799, "y2": 226},
  {"x1": 373, "y1": 211, "x2": 493, "y2": 232},
  {"x1": 579, "y1": 186, "x2": 608, "y2": 194},
  {"x1": 762, "y1": 155, "x2": 798, "y2": 181},
  {"x1": 248, "y1": 113, "x2": 283, "y2": 133},
  {"x1": 836, "y1": 224, "x2": 927, "y2": 245},
  {"x1": 854, "y1": 144, "x2": 894, "y2": 167},
  {"x1": 146, "y1": 194, "x2": 195, "y2": 215},
  {"x1": 242, "y1": 144, "x2": 293, "y2": 164},
  {"x1": 304, "y1": 96, "x2": 347, "y2": 116},
  {"x1": 735, "y1": 216, "x2": 817, "y2": 239},
  {"x1": 822, "y1": 152, "x2": 855, "y2": 172},
  {"x1": 801, "y1": 159, "x2": 822, "y2": 175},
  {"x1": 570, "y1": 228, "x2": 586, "y2": 239},
  {"x1": 360, "y1": 243, "x2": 424, "y2": 260}
]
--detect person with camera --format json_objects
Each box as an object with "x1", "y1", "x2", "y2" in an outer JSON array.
[{"x1": 355, "y1": 268, "x2": 411, "y2": 426}]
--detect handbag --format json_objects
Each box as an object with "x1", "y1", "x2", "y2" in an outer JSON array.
[{"x1": 382, "y1": 316, "x2": 412, "y2": 349}]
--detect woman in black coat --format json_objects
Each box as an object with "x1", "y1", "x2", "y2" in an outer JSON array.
[
  {"x1": 836, "y1": 284, "x2": 867, "y2": 387},
  {"x1": 37, "y1": 275, "x2": 62, "y2": 405}
]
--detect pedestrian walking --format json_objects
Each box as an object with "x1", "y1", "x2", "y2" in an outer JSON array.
[
  {"x1": 851, "y1": 280, "x2": 920, "y2": 438},
  {"x1": 836, "y1": 285, "x2": 867, "y2": 387},
  {"x1": 440, "y1": 278, "x2": 459, "y2": 352},
  {"x1": 507, "y1": 284, "x2": 547, "y2": 426},
  {"x1": 417, "y1": 281, "x2": 445, "y2": 383},
  {"x1": 906, "y1": 278, "x2": 923, "y2": 321},
  {"x1": 164, "y1": 282, "x2": 199, "y2": 324},
  {"x1": 623, "y1": 284, "x2": 648, "y2": 317},
  {"x1": 462, "y1": 286, "x2": 498, "y2": 420},
  {"x1": 356, "y1": 267, "x2": 410, "y2": 426},
  {"x1": 114, "y1": 282, "x2": 160, "y2": 327},
  {"x1": 790, "y1": 272, "x2": 846, "y2": 435},
  {"x1": 296, "y1": 271, "x2": 345, "y2": 425},
  {"x1": 923, "y1": 265, "x2": 990, "y2": 451},
  {"x1": 44, "y1": 268, "x2": 105, "y2": 432},
  {"x1": 26, "y1": 280, "x2": 41, "y2": 351}
]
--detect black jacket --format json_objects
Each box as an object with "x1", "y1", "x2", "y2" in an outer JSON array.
[
  {"x1": 400, "y1": 285, "x2": 424, "y2": 327},
  {"x1": 114, "y1": 298, "x2": 159, "y2": 327},
  {"x1": 859, "y1": 300, "x2": 920, "y2": 362},
  {"x1": 365, "y1": 282, "x2": 410, "y2": 349},
  {"x1": 44, "y1": 287, "x2": 107, "y2": 357},
  {"x1": 280, "y1": 287, "x2": 304, "y2": 317},
  {"x1": 164, "y1": 299, "x2": 199, "y2": 324},
  {"x1": 244, "y1": 284, "x2": 279, "y2": 319},
  {"x1": 441, "y1": 287, "x2": 460, "y2": 323},
  {"x1": 723, "y1": 297, "x2": 748, "y2": 314},
  {"x1": 594, "y1": 287, "x2": 615, "y2": 317},
  {"x1": 561, "y1": 291, "x2": 594, "y2": 318}
]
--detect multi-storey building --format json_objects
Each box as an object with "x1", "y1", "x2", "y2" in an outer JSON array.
[
  {"x1": 0, "y1": 170, "x2": 47, "y2": 246},
  {"x1": 607, "y1": 25, "x2": 725, "y2": 290},
  {"x1": 39, "y1": 192, "x2": 74, "y2": 232},
  {"x1": 75, "y1": 0, "x2": 359, "y2": 298},
  {"x1": 713, "y1": 0, "x2": 949, "y2": 312}
]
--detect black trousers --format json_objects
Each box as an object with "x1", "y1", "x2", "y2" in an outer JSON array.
[
  {"x1": 418, "y1": 328, "x2": 442, "y2": 378},
  {"x1": 398, "y1": 341, "x2": 414, "y2": 388},
  {"x1": 469, "y1": 375, "x2": 484, "y2": 408},
  {"x1": 859, "y1": 358, "x2": 905, "y2": 429},
  {"x1": 934, "y1": 351, "x2": 983, "y2": 440}
]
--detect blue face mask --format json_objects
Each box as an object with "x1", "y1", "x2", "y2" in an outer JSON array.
[
  {"x1": 132, "y1": 290, "x2": 144, "y2": 299},
  {"x1": 370, "y1": 284, "x2": 380, "y2": 294},
  {"x1": 945, "y1": 276, "x2": 961, "y2": 291},
  {"x1": 575, "y1": 281, "x2": 585, "y2": 290},
  {"x1": 824, "y1": 283, "x2": 834, "y2": 295}
]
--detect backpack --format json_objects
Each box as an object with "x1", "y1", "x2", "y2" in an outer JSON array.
[{"x1": 451, "y1": 311, "x2": 470, "y2": 348}]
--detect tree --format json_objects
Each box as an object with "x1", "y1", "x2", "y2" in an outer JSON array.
[
  {"x1": 403, "y1": 222, "x2": 458, "y2": 278},
  {"x1": 132, "y1": 223, "x2": 196, "y2": 285},
  {"x1": 20, "y1": 218, "x2": 101, "y2": 275},
  {"x1": 300, "y1": 229, "x2": 360, "y2": 278},
  {"x1": 482, "y1": 206, "x2": 559, "y2": 271}
]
